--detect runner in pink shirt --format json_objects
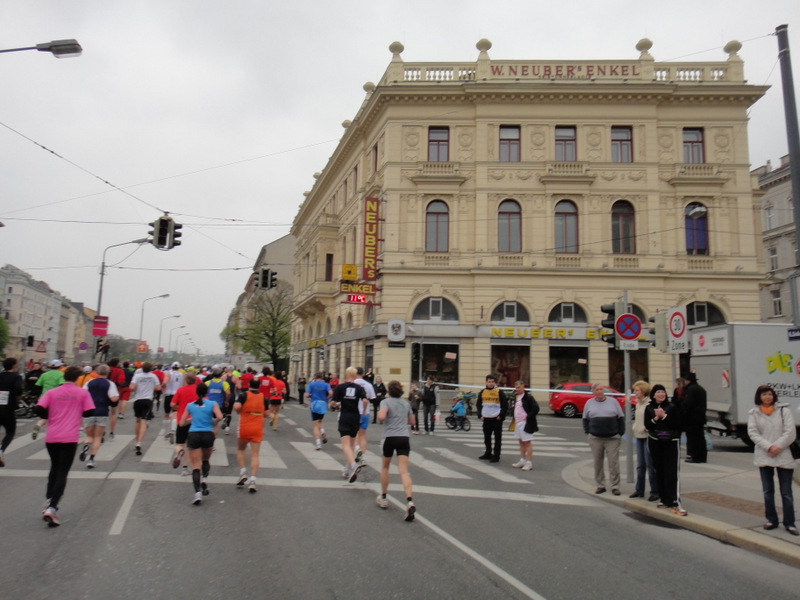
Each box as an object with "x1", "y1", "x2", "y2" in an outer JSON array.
[{"x1": 35, "y1": 365, "x2": 96, "y2": 527}]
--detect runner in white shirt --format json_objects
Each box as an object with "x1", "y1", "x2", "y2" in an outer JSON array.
[{"x1": 162, "y1": 362, "x2": 184, "y2": 443}]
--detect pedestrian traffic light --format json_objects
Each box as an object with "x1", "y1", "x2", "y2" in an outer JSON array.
[
  {"x1": 648, "y1": 311, "x2": 668, "y2": 352},
  {"x1": 95, "y1": 337, "x2": 104, "y2": 353},
  {"x1": 600, "y1": 299, "x2": 626, "y2": 348},
  {"x1": 168, "y1": 221, "x2": 183, "y2": 249}
]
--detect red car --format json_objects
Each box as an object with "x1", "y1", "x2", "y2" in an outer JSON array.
[{"x1": 548, "y1": 383, "x2": 625, "y2": 418}]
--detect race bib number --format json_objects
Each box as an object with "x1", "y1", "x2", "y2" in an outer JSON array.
[{"x1": 0, "y1": 391, "x2": 9, "y2": 406}]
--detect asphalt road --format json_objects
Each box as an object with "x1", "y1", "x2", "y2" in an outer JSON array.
[{"x1": 2, "y1": 403, "x2": 800, "y2": 600}]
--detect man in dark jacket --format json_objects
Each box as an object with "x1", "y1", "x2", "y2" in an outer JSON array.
[
  {"x1": 0, "y1": 357, "x2": 24, "y2": 467},
  {"x1": 682, "y1": 371, "x2": 707, "y2": 463},
  {"x1": 477, "y1": 374, "x2": 509, "y2": 463},
  {"x1": 582, "y1": 383, "x2": 625, "y2": 495}
]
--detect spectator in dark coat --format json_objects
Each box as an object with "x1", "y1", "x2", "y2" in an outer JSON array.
[{"x1": 682, "y1": 372, "x2": 707, "y2": 463}]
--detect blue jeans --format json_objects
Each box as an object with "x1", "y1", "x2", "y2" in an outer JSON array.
[
  {"x1": 759, "y1": 466, "x2": 796, "y2": 527},
  {"x1": 634, "y1": 438, "x2": 658, "y2": 496}
]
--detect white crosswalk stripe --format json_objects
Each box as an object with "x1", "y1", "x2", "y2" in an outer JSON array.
[{"x1": 425, "y1": 448, "x2": 530, "y2": 483}]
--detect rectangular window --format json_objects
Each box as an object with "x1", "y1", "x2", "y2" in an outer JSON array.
[
  {"x1": 372, "y1": 144, "x2": 378, "y2": 173},
  {"x1": 772, "y1": 290, "x2": 783, "y2": 317},
  {"x1": 611, "y1": 126, "x2": 632, "y2": 163},
  {"x1": 555, "y1": 126, "x2": 576, "y2": 162},
  {"x1": 503, "y1": 302, "x2": 517, "y2": 321},
  {"x1": 499, "y1": 126, "x2": 520, "y2": 162},
  {"x1": 562, "y1": 303, "x2": 575, "y2": 323},
  {"x1": 428, "y1": 127, "x2": 449, "y2": 162},
  {"x1": 353, "y1": 166, "x2": 358, "y2": 189},
  {"x1": 343, "y1": 179, "x2": 348, "y2": 200},
  {"x1": 765, "y1": 206, "x2": 775, "y2": 230},
  {"x1": 769, "y1": 247, "x2": 778, "y2": 271},
  {"x1": 7, "y1": 287, "x2": 12, "y2": 294},
  {"x1": 325, "y1": 254, "x2": 334, "y2": 282},
  {"x1": 430, "y1": 297, "x2": 443, "y2": 319},
  {"x1": 683, "y1": 128, "x2": 704, "y2": 163}
]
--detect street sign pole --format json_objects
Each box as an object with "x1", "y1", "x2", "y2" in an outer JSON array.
[{"x1": 622, "y1": 291, "x2": 633, "y2": 484}]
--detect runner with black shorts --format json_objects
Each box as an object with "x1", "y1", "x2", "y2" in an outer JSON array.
[
  {"x1": 331, "y1": 367, "x2": 367, "y2": 483},
  {"x1": 376, "y1": 380, "x2": 416, "y2": 521},
  {"x1": 170, "y1": 372, "x2": 198, "y2": 475},
  {"x1": 180, "y1": 382, "x2": 222, "y2": 505},
  {"x1": 129, "y1": 363, "x2": 162, "y2": 456}
]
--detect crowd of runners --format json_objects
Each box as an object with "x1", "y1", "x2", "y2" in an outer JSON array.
[{"x1": 0, "y1": 357, "x2": 419, "y2": 527}]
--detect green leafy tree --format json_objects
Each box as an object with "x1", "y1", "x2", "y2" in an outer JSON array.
[
  {"x1": 0, "y1": 316, "x2": 9, "y2": 356},
  {"x1": 222, "y1": 283, "x2": 292, "y2": 367}
]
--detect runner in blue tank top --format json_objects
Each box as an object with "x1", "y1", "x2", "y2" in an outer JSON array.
[{"x1": 180, "y1": 383, "x2": 222, "y2": 505}]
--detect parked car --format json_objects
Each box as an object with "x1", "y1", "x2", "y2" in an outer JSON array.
[{"x1": 548, "y1": 383, "x2": 624, "y2": 418}]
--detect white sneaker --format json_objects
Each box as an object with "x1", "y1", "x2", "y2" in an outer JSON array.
[
  {"x1": 512, "y1": 458, "x2": 526, "y2": 468},
  {"x1": 376, "y1": 495, "x2": 388, "y2": 509},
  {"x1": 315, "y1": 440, "x2": 322, "y2": 451},
  {"x1": 521, "y1": 461, "x2": 533, "y2": 471},
  {"x1": 43, "y1": 506, "x2": 60, "y2": 527},
  {"x1": 86, "y1": 458, "x2": 95, "y2": 469},
  {"x1": 192, "y1": 491, "x2": 202, "y2": 505}
]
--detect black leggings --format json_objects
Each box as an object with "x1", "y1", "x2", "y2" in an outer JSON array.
[
  {"x1": 0, "y1": 411, "x2": 16, "y2": 452},
  {"x1": 423, "y1": 404, "x2": 436, "y2": 432},
  {"x1": 46, "y1": 442, "x2": 77, "y2": 509}
]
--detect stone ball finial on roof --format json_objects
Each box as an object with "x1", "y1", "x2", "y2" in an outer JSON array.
[
  {"x1": 313, "y1": 172, "x2": 321, "y2": 179},
  {"x1": 363, "y1": 82, "x2": 376, "y2": 93},
  {"x1": 476, "y1": 38, "x2": 492, "y2": 53},
  {"x1": 342, "y1": 120, "x2": 352, "y2": 129},
  {"x1": 635, "y1": 38, "x2": 653, "y2": 58},
  {"x1": 724, "y1": 40, "x2": 742, "y2": 57},
  {"x1": 303, "y1": 191, "x2": 310, "y2": 197},
  {"x1": 389, "y1": 41, "x2": 404, "y2": 56}
]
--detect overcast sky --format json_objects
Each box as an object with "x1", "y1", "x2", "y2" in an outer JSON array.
[{"x1": 1, "y1": 1, "x2": 799, "y2": 357}]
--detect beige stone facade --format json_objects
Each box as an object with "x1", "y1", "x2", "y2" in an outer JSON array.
[{"x1": 290, "y1": 39, "x2": 767, "y2": 394}]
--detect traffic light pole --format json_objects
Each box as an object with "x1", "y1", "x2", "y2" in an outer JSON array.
[{"x1": 621, "y1": 291, "x2": 634, "y2": 484}]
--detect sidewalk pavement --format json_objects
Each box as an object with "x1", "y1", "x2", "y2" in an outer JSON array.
[{"x1": 562, "y1": 454, "x2": 800, "y2": 568}]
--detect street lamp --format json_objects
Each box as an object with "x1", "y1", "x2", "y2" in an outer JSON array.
[
  {"x1": 0, "y1": 39, "x2": 83, "y2": 58},
  {"x1": 139, "y1": 294, "x2": 170, "y2": 344},
  {"x1": 175, "y1": 332, "x2": 189, "y2": 354},
  {"x1": 168, "y1": 325, "x2": 185, "y2": 356},
  {"x1": 157, "y1": 315, "x2": 180, "y2": 359}
]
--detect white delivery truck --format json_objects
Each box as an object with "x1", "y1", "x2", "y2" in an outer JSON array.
[{"x1": 690, "y1": 322, "x2": 800, "y2": 447}]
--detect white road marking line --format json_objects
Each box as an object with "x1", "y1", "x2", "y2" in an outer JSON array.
[
  {"x1": 109, "y1": 479, "x2": 141, "y2": 536},
  {"x1": 291, "y1": 441, "x2": 345, "y2": 471},
  {"x1": 296, "y1": 428, "x2": 312, "y2": 438},
  {"x1": 425, "y1": 448, "x2": 529, "y2": 483},
  {"x1": 258, "y1": 439, "x2": 287, "y2": 469},
  {"x1": 385, "y1": 495, "x2": 549, "y2": 600},
  {"x1": 408, "y1": 451, "x2": 471, "y2": 479}
]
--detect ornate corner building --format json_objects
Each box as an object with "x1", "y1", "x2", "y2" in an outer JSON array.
[{"x1": 290, "y1": 38, "x2": 767, "y2": 392}]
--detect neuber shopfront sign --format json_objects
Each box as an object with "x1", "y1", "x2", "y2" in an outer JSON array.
[
  {"x1": 363, "y1": 197, "x2": 379, "y2": 281},
  {"x1": 490, "y1": 327, "x2": 602, "y2": 340},
  {"x1": 489, "y1": 62, "x2": 642, "y2": 80}
]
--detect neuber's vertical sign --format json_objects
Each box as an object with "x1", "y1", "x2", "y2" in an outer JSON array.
[{"x1": 363, "y1": 197, "x2": 379, "y2": 280}]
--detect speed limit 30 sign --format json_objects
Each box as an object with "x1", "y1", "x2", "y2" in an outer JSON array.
[{"x1": 668, "y1": 306, "x2": 688, "y2": 354}]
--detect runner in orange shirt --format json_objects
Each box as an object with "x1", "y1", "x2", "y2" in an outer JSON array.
[{"x1": 233, "y1": 378, "x2": 267, "y2": 492}]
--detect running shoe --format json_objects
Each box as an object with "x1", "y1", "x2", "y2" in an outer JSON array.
[
  {"x1": 521, "y1": 461, "x2": 533, "y2": 471},
  {"x1": 135, "y1": 445, "x2": 142, "y2": 456},
  {"x1": 172, "y1": 449, "x2": 184, "y2": 469},
  {"x1": 376, "y1": 495, "x2": 388, "y2": 509},
  {"x1": 237, "y1": 474, "x2": 248, "y2": 487},
  {"x1": 42, "y1": 499, "x2": 51, "y2": 514},
  {"x1": 348, "y1": 464, "x2": 361, "y2": 483},
  {"x1": 109, "y1": 432, "x2": 114, "y2": 440},
  {"x1": 118, "y1": 414, "x2": 124, "y2": 420},
  {"x1": 670, "y1": 506, "x2": 688, "y2": 516},
  {"x1": 86, "y1": 458, "x2": 95, "y2": 469},
  {"x1": 224, "y1": 426, "x2": 230, "y2": 435},
  {"x1": 101, "y1": 434, "x2": 105, "y2": 444},
  {"x1": 355, "y1": 448, "x2": 364, "y2": 464},
  {"x1": 342, "y1": 468, "x2": 349, "y2": 479},
  {"x1": 248, "y1": 482, "x2": 257, "y2": 494},
  {"x1": 201, "y1": 480, "x2": 209, "y2": 496},
  {"x1": 511, "y1": 458, "x2": 526, "y2": 468},
  {"x1": 168, "y1": 432, "x2": 175, "y2": 445},
  {"x1": 404, "y1": 501, "x2": 416, "y2": 522},
  {"x1": 43, "y1": 507, "x2": 60, "y2": 527},
  {"x1": 321, "y1": 432, "x2": 328, "y2": 444},
  {"x1": 181, "y1": 467, "x2": 189, "y2": 477},
  {"x1": 164, "y1": 431, "x2": 170, "y2": 439},
  {"x1": 315, "y1": 440, "x2": 322, "y2": 451},
  {"x1": 31, "y1": 424, "x2": 41, "y2": 440},
  {"x1": 79, "y1": 444, "x2": 89, "y2": 462},
  {"x1": 192, "y1": 491, "x2": 202, "y2": 505}
]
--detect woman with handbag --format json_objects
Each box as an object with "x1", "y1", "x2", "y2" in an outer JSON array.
[
  {"x1": 747, "y1": 384, "x2": 798, "y2": 535},
  {"x1": 510, "y1": 381, "x2": 539, "y2": 472}
]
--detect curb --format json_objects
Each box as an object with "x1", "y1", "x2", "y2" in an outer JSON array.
[{"x1": 563, "y1": 459, "x2": 800, "y2": 569}]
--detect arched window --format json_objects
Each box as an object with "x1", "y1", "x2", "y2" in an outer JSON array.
[
  {"x1": 426, "y1": 201, "x2": 449, "y2": 252},
  {"x1": 685, "y1": 202, "x2": 709, "y2": 256},
  {"x1": 611, "y1": 200, "x2": 635, "y2": 254},
  {"x1": 498, "y1": 200, "x2": 521, "y2": 253},
  {"x1": 548, "y1": 302, "x2": 588, "y2": 324},
  {"x1": 554, "y1": 200, "x2": 578, "y2": 253},
  {"x1": 491, "y1": 301, "x2": 530, "y2": 323},
  {"x1": 412, "y1": 297, "x2": 459, "y2": 321},
  {"x1": 686, "y1": 301, "x2": 725, "y2": 327}
]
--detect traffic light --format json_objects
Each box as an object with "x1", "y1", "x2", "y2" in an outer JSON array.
[
  {"x1": 149, "y1": 217, "x2": 172, "y2": 249},
  {"x1": 259, "y1": 266, "x2": 270, "y2": 289},
  {"x1": 267, "y1": 270, "x2": 277, "y2": 289},
  {"x1": 600, "y1": 299, "x2": 625, "y2": 348},
  {"x1": 648, "y1": 311, "x2": 668, "y2": 352},
  {"x1": 168, "y1": 221, "x2": 183, "y2": 249},
  {"x1": 95, "y1": 337, "x2": 105, "y2": 353},
  {"x1": 27, "y1": 335, "x2": 34, "y2": 347}
]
